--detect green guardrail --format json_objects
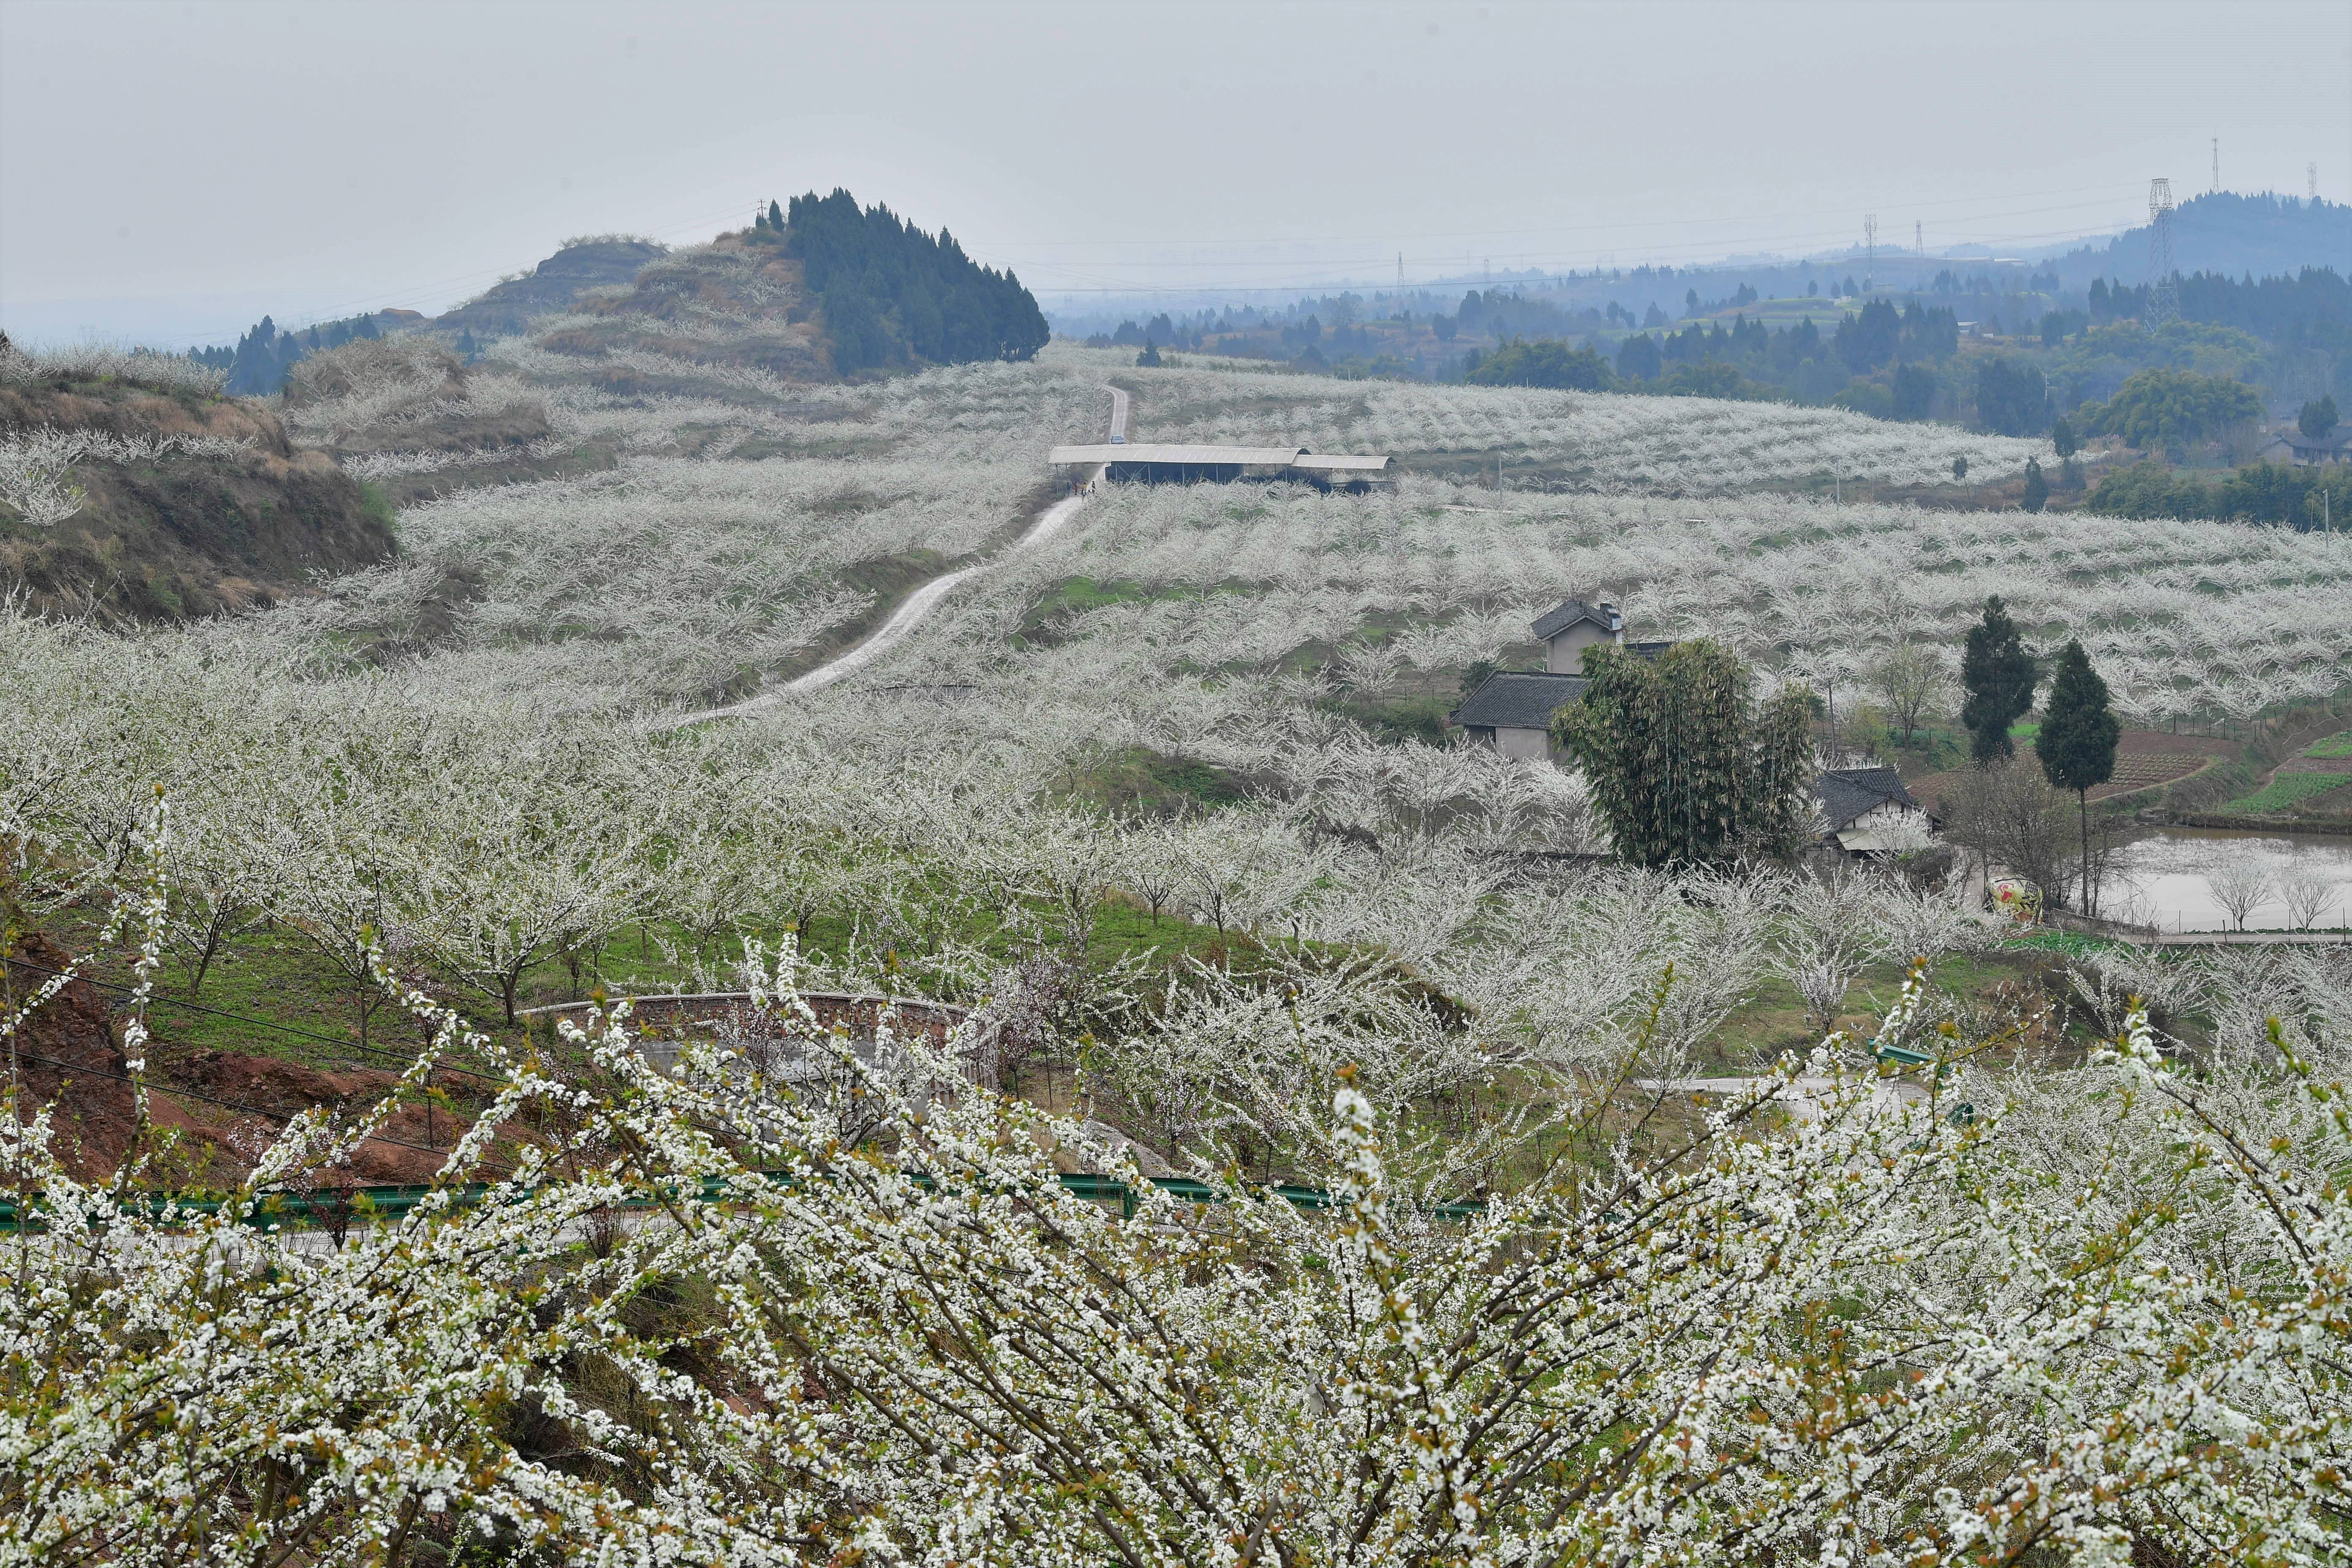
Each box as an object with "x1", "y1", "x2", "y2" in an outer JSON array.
[{"x1": 0, "y1": 1170, "x2": 1487, "y2": 1233}]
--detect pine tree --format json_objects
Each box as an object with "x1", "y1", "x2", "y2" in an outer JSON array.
[
  {"x1": 2035, "y1": 640, "x2": 2119, "y2": 912},
  {"x1": 1960, "y1": 596, "x2": 2036, "y2": 763},
  {"x1": 1553, "y1": 640, "x2": 1815, "y2": 868}
]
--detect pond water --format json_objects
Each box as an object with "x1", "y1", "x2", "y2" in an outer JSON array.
[{"x1": 2093, "y1": 827, "x2": 2352, "y2": 932}]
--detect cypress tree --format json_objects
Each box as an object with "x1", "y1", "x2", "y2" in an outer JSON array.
[
  {"x1": 1960, "y1": 596, "x2": 2037, "y2": 762},
  {"x1": 2021, "y1": 457, "x2": 2048, "y2": 513},
  {"x1": 769, "y1": 199, "x2": 785, "y2": 231},
  {"x1": 2035, "y1": 640, "x2": 2119, "y2": 912}
]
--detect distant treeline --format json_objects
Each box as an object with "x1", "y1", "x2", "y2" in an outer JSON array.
[
  {"x1": 1463, "y1": 299, "x2": 1968, "y2": 418},
  {"x1": 188, "y1": 313, "x2": 388, "y2": 397},
  {"x1": 767, "y1": 190, "x2": 1048, "y2": 373},
  {"x1": 2087, "y1": 266, "x2": 2350, "y2": 344},
  {"x1": 2088, "y1": 460, "x2": 2341, "y2": 532}
]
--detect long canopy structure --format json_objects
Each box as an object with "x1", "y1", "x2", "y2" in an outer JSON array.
[{"x1": 1050, "y1": 443, "x2": 1391, "y2": 490}]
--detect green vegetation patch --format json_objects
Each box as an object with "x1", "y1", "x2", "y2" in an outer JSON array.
[
  {"x1": 2222, "y1": 770, "x2": 2350, "y2": 814},
  {"x1": 1054, "y1": 745, "x2": 1252, "y2": 818},
  {"x1": 2305, "y1": 730, "x2": 2352, "y2": 758}
]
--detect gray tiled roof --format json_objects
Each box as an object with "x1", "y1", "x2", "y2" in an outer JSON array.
[
  {"x1": 1530, "y1": 598, "x2": 1620, "y2": 641},
  {"x1": 1453, "y1": 671, "x2": 1589, "y2": 730},
  {"x1": 1814, "y1": 765, "x2": 1922, "y2": 832}
]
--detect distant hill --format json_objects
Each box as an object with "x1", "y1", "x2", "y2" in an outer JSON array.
[
  {"x1": 528, "y1": 191, "x2": 1048, "y2": 383},
  {"x1": 434, "y1": 237, "x2": 671, "y2": 338},
  {"x1": 168, "y1": 196, "x2": 1044, "y2": 401},
  {"x1": 2050, "y1": 192, "x2": 2350, "y2": 289},
  {"x1": 0, "y1": 339, "x2": 393, "y2": 623}
]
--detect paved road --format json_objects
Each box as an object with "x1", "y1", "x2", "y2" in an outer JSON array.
[{"x1": 667, "y1": 385, "x2": 1119, "y2": 727}]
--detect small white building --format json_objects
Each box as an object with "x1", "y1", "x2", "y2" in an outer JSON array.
[
  {"x1": 1451, "y1": 671, "x2": 1588, "y2": 760},
  {"x1": 1530, "y1": 597, "x2": 1623, "y2": 673},
  {"x1": 1815, "y1": 766, "x2": 1935, "y2": 855}
]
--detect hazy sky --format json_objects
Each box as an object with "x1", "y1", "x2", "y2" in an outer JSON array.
[{"x1": 4, "y1": 0, "x2": 2347, "y2": 344}]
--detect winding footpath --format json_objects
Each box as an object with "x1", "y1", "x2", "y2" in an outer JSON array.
[{"x1": 669, "y1": 384, "x2": 1124, "y2": 727}]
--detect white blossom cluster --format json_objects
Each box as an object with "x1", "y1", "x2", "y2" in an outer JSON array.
[
  {"x1": 0, "y1": 423, "x2": 258, "y2": 526},
  {"x1": 1045, "y1": 343, "x2": 2047, "y2": 491},
  {"x1": 972, "y1": 476, "x2": 2352, "y2": 726},
  {"x1": 3, "y1": 837, "x2": 2347, "y2": 1562},
  {"x1": 5, "y1": 330, "x2": 2352, "y2": 1554},
  {"x1": 0, "y1": 336, "x2": 229, "y2": 395}
]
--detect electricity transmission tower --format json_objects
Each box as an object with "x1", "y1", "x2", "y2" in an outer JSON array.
[
  {"x1": 1914, "y1": 220, "x2": 1923, "y2": 288},
  {"x1": 2146, "y1": 179, "x2": 2179, "y2": 329},
  {"x1": 1863, "y1": 213, "x2": 1876, "y2": 292},
  {"x1": 2211, "y1": 137, "x2": 2219, "y2": 193},
  {"x1": 2313, "y1": 163, "x2": 2321, "y2": 201}
]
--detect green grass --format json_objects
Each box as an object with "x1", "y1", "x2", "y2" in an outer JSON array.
[
  {"x1": 1054, "y1": 746, "x2": 1250, "y2": 817},
  {"x1": 2223, "y1": 770, "x2": 2350, "y2": 814},
  {"x1": 2305, "y1": 730, "x2": 2352, "y2": 758},
  {"x1": 44, "y1": 864, "x2": 1348, "y2": 1104},
  {"x1": 1699, "y1": 950, "x2": 2060, "y2": 1070}
]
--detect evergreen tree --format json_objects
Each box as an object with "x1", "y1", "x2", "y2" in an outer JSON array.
[
  {"x1": 768, "y1": 199, "x2": 785, "y2": 231},
  {"x1": 785, "y1": 189, "x2": 1047, "y2": 371},
  {"x1": 1952, "y1": 455, "x2": 1967, "y2": 481},
  {"x1": 2301, "y1": 394, "x2": 2339, "y2": 441},
  {"x1": 1136, "y1": 343, "x2": 1161, "y2": 367},
  {"x1": 2034, "y1": 640, "x2": 2119, "y2": 912},
  {"x1": 2021, "y1": 457, "x2": 2048, "y2": 513},
  {"x1": 1960, "y1": 596, "x2": 2038, "y2": 763},
  {"x1": 1975, "y1": 357, "x2": 2052, "y2": 436},
  {"x1": 1891, "y1": 362, "x2": 1936, "y2": 420},
  {"x1": 2051, "y1": 416, "x2": 2078, "y2": 459},
  {"x1": 1553, "y1": 640, "x2": 1815, "y2": 869}
]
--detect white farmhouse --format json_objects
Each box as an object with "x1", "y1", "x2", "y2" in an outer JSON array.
[
  {"x1": 1456, "y1": 597, "x2": 1677, "y2": 759},
  {"x1": 1814, "y1": 766, "x2": 1935, "y2": 855},
  {"x1": 1451, "y1": 671, "x2": 1588, "y2": 760}
]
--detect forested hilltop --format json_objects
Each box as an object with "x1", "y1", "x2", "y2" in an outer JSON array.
[{"x1": 765, "y1": 188, "x2": 1049, "y2": 372}]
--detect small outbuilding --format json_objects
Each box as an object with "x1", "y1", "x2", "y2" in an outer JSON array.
[
  {"x1": 1451, "y1": 672, "x2": 1588, "y2": 761},
  {"x1": 2256, "y1": 427, "x2": 2352, "y2": 466},
  {"x1": 1815, "y1": 766, "x2": 1935, "y2": 855},
  {"x1": 1531, "y1": 598, "x2": 1624, "y2": 673}
]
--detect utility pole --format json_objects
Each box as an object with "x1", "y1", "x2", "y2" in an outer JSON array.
[{"x1": 2146, "y1": 179, "x2": 2179, "y2": 329}]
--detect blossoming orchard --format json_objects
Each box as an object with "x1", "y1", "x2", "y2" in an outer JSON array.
[{"x1": 1, "y1": 268, "x2": 2349, "y2": 1563}]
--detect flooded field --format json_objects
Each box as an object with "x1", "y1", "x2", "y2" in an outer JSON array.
[{"x1": 2095, "y1": 827, "x2": 2352, "y2": 932}]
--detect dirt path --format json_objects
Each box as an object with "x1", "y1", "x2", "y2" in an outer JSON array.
[{"x1": 668, "y1": 386, "x2": 1120, "y2": 727}]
